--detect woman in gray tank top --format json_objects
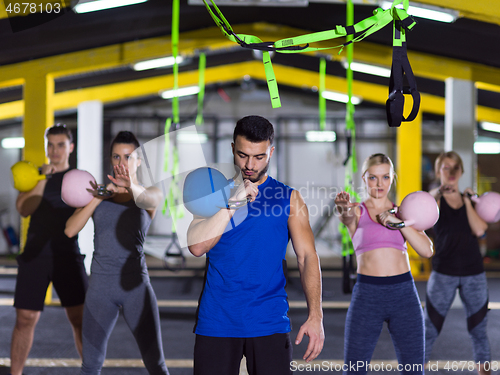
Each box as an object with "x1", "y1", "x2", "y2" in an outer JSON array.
[{"x1": 65, "y1": 131, "x2": 169, "y2": 375}]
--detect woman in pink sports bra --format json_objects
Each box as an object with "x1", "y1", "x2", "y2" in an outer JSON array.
[{"x1": 335, "y1": 153, "x2": 433, "y2": 375}]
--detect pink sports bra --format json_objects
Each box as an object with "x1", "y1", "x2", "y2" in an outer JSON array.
[{"x1": 351, "y1": 202, "x2": 407, "y2": 256}]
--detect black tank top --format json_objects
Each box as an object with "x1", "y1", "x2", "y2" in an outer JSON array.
[
  {"x1": 22, "y1": 168, "x2": 80, "y2": 260},
  {"x1": 432, "y1": 196, "x2": 484, "y2": 276}
]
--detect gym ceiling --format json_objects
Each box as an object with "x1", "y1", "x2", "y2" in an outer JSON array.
[{"x1": 1, "y1": 0, "x2": 500, "y2": 134}]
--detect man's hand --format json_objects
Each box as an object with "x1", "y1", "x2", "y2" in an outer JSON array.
[
  {"x1": 295, "y1": 317, "x2": 325, "y2": 362},
  {"x1": 40, "y1": 163, "x2": 56, "y2": 175},
  {"x1": 229, "y1": 179, "x2": 259, "y2": 203}
]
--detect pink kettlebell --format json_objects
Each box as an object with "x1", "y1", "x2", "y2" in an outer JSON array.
[
  {"x1": 469, "y1": 192, "x2": 500, "y2": 223},
  {"x1": 387, "y1": 191, "x2": 439, "y2": 231},
  {"x1": 61, "y1": 169, "x2": 96, "y2": 208}
]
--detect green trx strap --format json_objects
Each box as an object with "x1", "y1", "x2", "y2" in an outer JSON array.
[
  {"x1": 319, "y1": 58, "x2": 326, "y2": 131},
  {"x1": 196, "y1": 53, "x2": 206, "y2": 126},
  {"x1": 162, "y1": 118, "x2": 171, "y2": 217},
  {"x1": 201, "y1": 0, "x2": 416, "y2": 109},
  {"x1": 163, "y1": 0, "x2": 185, "y2": 232},
  {"x1": 162, "y1": 119, "x2": 185, "y2": 230},
  {"x1": 340, "y1": 0, "x2": 356, "y2": 294},
  {"x1": 172, "y1": 0, "x2": 180, "y2": 124}
]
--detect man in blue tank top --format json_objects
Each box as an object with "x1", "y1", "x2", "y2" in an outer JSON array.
[
  {"x1": 187, "y1": 115, "x2": 324, "y2": 375},
  {"x1": 10, "y1": 124, "x2": 88, "y2": 375}
]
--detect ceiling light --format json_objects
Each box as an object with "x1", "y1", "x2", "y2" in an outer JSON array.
[
  {"x1": 381, "y1": 1, "x2": 458, "y2": 23},
  {"x1": 177, "y1": 132, "x2": 208, "y2": 144},
  {"x1": 160, "y1": 86, "x2": 200, "y2": 100},
  {"x1": 474, "y1": 139, "x2": 500, "y2": 154},
  {"x1": 1, "y1": 137, "x2": 25, "y2": 149},
  {"x1": 342, "y1": 61, "x2": 391, "y2": 78},
  {"x1": 322, "y1": 91, "x2": 362, "y2": 105},
  {"x1": 306, "y1": 131, "x2": 336, "y2": 142},
  {"x1": 480, "y1": 122, "x2": 500, "y2": 133},
  {"x1": 133, "y1": 56, "x2": 184, "y2": 71},
  {"x1": 74, "y1": 0, "x2": 148, "y2": 14}
]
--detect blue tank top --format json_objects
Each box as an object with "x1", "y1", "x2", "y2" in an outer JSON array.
[
  {"x1": 194, "y1": 176, "x2": 293, "y2": 338},
  {"x1": 91, "y1": 197, "x2": 151, "y2": 275}
]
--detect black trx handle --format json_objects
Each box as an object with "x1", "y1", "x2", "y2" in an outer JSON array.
[
  {"x1": 343, "y1": 130, "x2": 352, "y2": 166},
  {"x1": 386, "y1": 21, "x2": 420, "y2": 127}
]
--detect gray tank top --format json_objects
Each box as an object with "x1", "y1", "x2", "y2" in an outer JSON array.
[{"x1": 91, "y1": 197, "x2": 152, "y2": 275}]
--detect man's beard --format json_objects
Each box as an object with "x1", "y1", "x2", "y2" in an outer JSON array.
[{"x1": 242, "y1": 161, "x2": 270, "y2": 183}]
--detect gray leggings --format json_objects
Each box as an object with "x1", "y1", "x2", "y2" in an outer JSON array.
[
  {"x1": 424, "y1": 271, "x2": 490, "y2": 363},
  {"x1": 80, "y1": 272, "x2": 169, "y2": 375}
]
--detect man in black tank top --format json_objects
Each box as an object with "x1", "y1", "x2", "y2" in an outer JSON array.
[{"x1": 9, "y1": 124, "x2": 88, "y2": 375}]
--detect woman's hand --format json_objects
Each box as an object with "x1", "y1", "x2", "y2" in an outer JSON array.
[
  {"x1": 438, "y1": 184, "x2": 456, "y2": 195},
  {"x1": 463, "y1": 187, "x2": 476, "y2": 199},
  {"x1": 334, "y1": 192, "x2": 359, "y2": 216},
  {"x1": 334, "y1": 192, "x2": 359, "y2": 234},
  {"x1": 108, "y1": 165, "x2": 131, "y2": 189},
  {"x1": 377, "y1": 209, "x2": 403, "y2": 228}
]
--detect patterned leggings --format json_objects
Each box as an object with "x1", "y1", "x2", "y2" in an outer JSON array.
[
  {"x1": 344, "y1": 272, "x2": 425, "y2": 375},
  {"x1": 80, "y1": 272, "x2": 169, "y2": 375},
  {"x1": 424, "y1": 271, "x2": 490, "y2": 363}
]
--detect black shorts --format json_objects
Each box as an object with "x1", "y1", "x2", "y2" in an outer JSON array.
[
  {"x1": 194, "y1": 333, "x2": 292, "y2": 375},
  {"x1": 14, "y1": 254, "x2": 88, "y2": 311}
]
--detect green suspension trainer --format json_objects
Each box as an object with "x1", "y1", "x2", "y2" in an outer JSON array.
[{"x1": 201, "y1": 0, "x2": 420, "y2": 128}]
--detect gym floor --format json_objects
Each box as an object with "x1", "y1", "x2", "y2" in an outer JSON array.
[{"x1": 0, "y1": 254, "x2": 499, "y2": 375}]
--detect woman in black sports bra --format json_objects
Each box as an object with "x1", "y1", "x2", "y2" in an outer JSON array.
[{"x1": 424, "y1": 151, "x2": 490, "y2": 375}]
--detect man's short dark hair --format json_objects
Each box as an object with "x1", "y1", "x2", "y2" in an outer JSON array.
[
  {"x1": 233, "y1": 115, "x2": 274, "y2": 145},
  {"x1": 45, "y1": 123, "x2": 73, "y2": 143}
]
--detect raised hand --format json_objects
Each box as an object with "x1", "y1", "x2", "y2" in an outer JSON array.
[
  {"x1": 334, "y1": 191, "x2": 359, "y2": 216},
  {"x1": 108, "y1": 165, "x2": 131, "y2": 189}
]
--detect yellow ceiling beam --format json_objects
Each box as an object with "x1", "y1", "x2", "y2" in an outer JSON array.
[
  {"x1": 2, "y1": 61, "x2": 500, "y2": 124},
  {"x1": 0, "y1": 100, "x2": 24, "y2": 119}
]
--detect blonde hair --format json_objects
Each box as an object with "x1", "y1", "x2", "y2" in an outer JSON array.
[
  {"x1": 434, "y1": 151, "x2": 464, "y2": 178},
  {"x1": 361, "y1": 153, "x2": 395, "y2": 178}
]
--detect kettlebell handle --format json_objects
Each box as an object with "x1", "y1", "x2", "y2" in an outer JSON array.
[
  {"x1": 387, "y1": 221, "x2": 406, "y2": 229},
  {"x1": 464, "y1": 192, "x2": 478, "y2": 198},
  {"x1": 37, "y1": 167, "x2": 52, "y2": 179},
  {"x1": 386, "y1": 207, "x2": 406, "y2": 229},
  {"x1": 223, "y1": 197, "x2": 251, "y2": 210},
  {"x1": 220, "y1": 179, "x2": 250, "y2": 210}
]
